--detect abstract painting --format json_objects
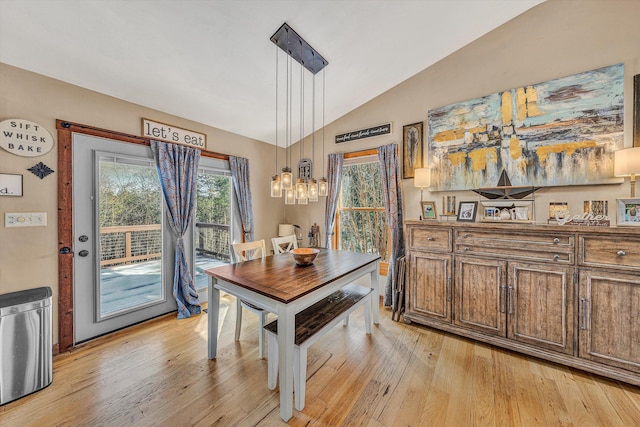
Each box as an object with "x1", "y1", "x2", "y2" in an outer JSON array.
[{"x1": 427, "y1": 63, "x2": 624, "y2": 191}]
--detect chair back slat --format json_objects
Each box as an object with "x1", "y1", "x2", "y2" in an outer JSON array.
[
  {"x1": 231, "y1": 240, "x2": 266, "y2": 263},
  {"x1": 271, "y1": 235, "x2": 298, "y2": 254}
]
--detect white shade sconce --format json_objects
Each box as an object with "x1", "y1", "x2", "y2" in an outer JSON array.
[
  {"x1": 614, "y1": 147, "x2": 640, "y2": 197},
  {"x1": 414, "y1": 167, "x2": 430, "y2": 202}
]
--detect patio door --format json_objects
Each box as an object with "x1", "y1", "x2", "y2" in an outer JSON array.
[{"x1": 73, "y1": 134, "x2": 178, "y2": 343}]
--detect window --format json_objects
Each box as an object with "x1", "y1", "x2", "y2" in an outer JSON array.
[{"x1": 336, "y1": 154, "x2": 389, "y2": 274}]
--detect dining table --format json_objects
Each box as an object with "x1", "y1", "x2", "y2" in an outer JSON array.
[{"x1": 205, "y1": 248, "x2": 380, "y2": 421}]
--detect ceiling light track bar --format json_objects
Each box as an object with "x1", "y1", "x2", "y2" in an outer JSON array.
[{"x1": 270, "y1": 22, "x2": 328, "y2": 75}]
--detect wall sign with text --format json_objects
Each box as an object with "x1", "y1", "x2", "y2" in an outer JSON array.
[
  {"x1": 335, "y1": 123, "x2": 392, "y2": 144},
  {"x1": 0, "y1": 119, "x2": 54, "y2": 157},
  {"x1": 142, "y1": 118, "x2": 207, "y2": 149}
]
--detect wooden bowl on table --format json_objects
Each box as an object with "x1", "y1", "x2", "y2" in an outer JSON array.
[{"x1": 290, "y1": 248, "x2": 320, "y2": 266}]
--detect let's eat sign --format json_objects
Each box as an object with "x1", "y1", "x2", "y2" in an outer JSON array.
[{"x1": 142, "y1": 118, "x2": 207, "y2": 149}]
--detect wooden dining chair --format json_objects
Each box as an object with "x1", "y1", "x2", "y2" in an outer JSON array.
[
  {"x1": 271, "y1": 234, "x2": 298, "y2": 254},
  {"x1": 230, "y1": 240, "x2": 270, "y2": 359}
]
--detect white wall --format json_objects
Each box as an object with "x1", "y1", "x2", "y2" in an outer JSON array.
[{"x1": 287, "y1": 0, "x2": 640, "y2": 237}]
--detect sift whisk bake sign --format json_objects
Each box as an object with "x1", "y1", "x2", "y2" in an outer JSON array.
[{"x1": 0, "y1": 119, "x2": 54, "y2": 157}]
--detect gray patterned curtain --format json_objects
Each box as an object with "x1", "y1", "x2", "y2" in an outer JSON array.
[
  {"x1": 377, "y1": 143, "x2": 405, "y2": 307},
  {"x1": 323, "y1": 153, "x2": 344, "y2": 248},
  {"x1": 229, "y1": 156, "x2": 254, "y2": 242},
  {"x1": 151, "y1": 140, "x2": 201, "y2": 319}
]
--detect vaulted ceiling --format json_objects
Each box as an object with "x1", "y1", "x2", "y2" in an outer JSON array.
[{"x1": 0, "y1": 0, "x2": 544, "y2": 145}]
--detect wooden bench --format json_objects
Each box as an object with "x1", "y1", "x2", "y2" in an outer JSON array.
[{"x1": 264, "y1": 283, "x2": 373, "y2": 411}]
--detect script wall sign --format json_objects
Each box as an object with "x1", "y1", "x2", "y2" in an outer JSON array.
[
  {"x1": 335, "y1": 123, "x2": 392, "y2": 144},
  {"x1": 142, "y1": 118, "x2": 206, "y2": 149}
]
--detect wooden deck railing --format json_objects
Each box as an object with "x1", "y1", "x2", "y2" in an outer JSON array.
[{"x1": 100, "y1": 224, "x2": 161, "y2": 267}]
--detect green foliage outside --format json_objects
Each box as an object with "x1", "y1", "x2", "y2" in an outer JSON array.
[{"x1": 339, "y1": 162, "x2": 388, "y2": 262}]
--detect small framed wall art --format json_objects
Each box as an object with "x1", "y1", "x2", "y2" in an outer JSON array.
[
  {"x1": 617, "y1": 198, "x2": 640, "y2": 225},
  {"x1": 457, "y1": 201, "x2": 478, "y2": 222},
  {"x1": 0, "y1": 173, "x2": 23, "y2": 196},
  {"x1": 402, "y1": 122, "x2": 423, "y2": 179},
  {"x1": 421, "y1": 201, "x2": 437, "y2": 220}
]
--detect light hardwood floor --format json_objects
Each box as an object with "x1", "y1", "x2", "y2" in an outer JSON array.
[{"x1": 1, "y1": 294, "x2": 638, "y2": 426}]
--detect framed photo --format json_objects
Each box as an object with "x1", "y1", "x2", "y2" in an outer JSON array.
[
  {"x1": 549, "y1": 201, "x2": 568, "y2": 220},
  {"x1": 457, "y1": 201, "x2": 478, "y2": 222},
  {"x1": 0, "y1": 173, "x2": 23, "y2": 197},
  {"x1": 421, "y1": 201, "x2": 437, "y2": 220},
  {"x1": 617, "y1": 198, "x2": 640, "y2": 226},
  {"x1": 402, "y1": 122, "x2": 423, "y2": 179}
]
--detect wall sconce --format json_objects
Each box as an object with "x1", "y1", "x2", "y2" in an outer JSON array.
[
  {"x1": 414, "y1": 168, "x2": 430, "y2": 202},
  {"x1": 614, "y1": 147, "x2": 640, "y2": 197}
]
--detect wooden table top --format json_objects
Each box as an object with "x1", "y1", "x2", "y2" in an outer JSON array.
[{"x1": 204, "y1": 249, "x2": 380, "y2": 303}]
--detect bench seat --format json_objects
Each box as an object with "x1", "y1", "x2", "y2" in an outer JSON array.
[{"x1": 264, "y1": 283, "x2": 372, "y2": 411}]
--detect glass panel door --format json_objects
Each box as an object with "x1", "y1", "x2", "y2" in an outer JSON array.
[{"x1": 98, "y1": 155, "x2": 164, "y2": 318}]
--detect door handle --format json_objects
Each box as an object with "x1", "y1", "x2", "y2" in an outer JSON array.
[
  {"x1": 508, "y1": 286, "x2": 514, "y2": 314},
  {"x1": 580, "y1": 297, "x2": 588, "y2": 330}
]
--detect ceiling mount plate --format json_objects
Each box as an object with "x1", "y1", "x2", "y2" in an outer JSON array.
[{"x1": 270, "y1": 22, "x2": 328, "y2": 75}]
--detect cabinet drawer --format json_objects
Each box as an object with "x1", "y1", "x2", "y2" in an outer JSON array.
[
  {"x1": 455, "y1": 229, "x2": 574, "y2": 264},
  {"x1": 408, "y1": 227, "x2": 452, "y2": 252},
  {"x1": 580, "y1": 235, "x2": 640, "y2": 270}
]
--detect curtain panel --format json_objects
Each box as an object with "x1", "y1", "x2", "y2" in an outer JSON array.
[
  {"x1": 377, "y1": 143, "x2": 406, "y2": 307},
  {"x1": 229, "y1": 156, "x2": 255, "y2": 242},
  {"x1": 324, "y1": 153, "x2": 344, "y2": 248},
  {"x1": 151, "y1": 140, "x2": 201, "y2": 319}
]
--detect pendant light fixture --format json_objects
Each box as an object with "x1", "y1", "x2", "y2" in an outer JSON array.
[
  {"x1": 270, "y1": 46, "x2": 282, "y2": 197},
  {"x1": 270, "y1": 23, "x2": 328, "y2": 202},
  {"x1": 318, "y1": 68, "x2": 328, "y2": 197}
]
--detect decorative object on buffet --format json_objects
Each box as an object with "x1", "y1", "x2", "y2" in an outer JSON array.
[
  {"x1": 617, "y1": 198, "x2": 640, "y2": 226},
  {"x1": 584, "y1": 200, "x2": 608, "y2": 217},
  {"x1": 428, "y1": 63, "x2": 624, "y2": 191},
  {"x1": 457, "y1": 201, "x2": 478, "y2": 222},
  {"x1": 413, "y1": 167, "x2": 430, "y2": 202},
  {"x1": 402, "y1": 122, "x2": 423, "y2": 179},
  {"x1": 614, "y1": 146, "x2": 640, "y2": 197},
  {"x1": 548, "y1": 201, "x2": 569, "y2": 222},
  {"x1": 270, "y1": 22, "x2": 328, "y2": 203},
  {"x1": 442, "y1": 195, "x2": 456, "y2": 215},
  {"x1": 308, "y1": 223, "x2": 321, "y2": 247},
  {"x1": 420, "y1": 201, "x2": 437, "y2": 220},
  {"x1": 473, "y1": 170, "x2": 536, "y2": 222}
]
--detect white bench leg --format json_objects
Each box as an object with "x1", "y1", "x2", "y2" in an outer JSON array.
[
  {"x1": 235, "y1": 299, "x2": 242, "y2": 341},
  {"x1": 294, "y1": 346, "x2": 307, "y2": 411},
  {"x1": 258, "y1": 311, "x2": 269, "y2": 359},
  {"x1": 267, "y1": 332, "x2": 278, "y2": 390},
  {"x1": 364, "y1": 295, "x2": 372, "y2": 334}
]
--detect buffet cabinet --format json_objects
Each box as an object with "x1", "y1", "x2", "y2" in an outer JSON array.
[{"x1": 404, "y1": 220, "x2": 640, "y2": 385}]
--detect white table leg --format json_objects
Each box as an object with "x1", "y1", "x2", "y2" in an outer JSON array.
[
  {"x1": 208, "y1": 276, "x2": 220, "y2": 360},
  {"x1": 277, "y1": 302, "x2": 295, "y2": 421},
  {"x1": 371, "y1": 262, "x2": 380, "y2": 324}
]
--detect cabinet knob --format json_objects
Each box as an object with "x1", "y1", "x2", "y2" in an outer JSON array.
[
  {"x1": 553, "y1": 254, "x2": 560, "y2": 261},
  {"x1": 427, "y1": 237, "x2": 434, "y2": 241},
  {"x1": 464, "y1": 247, "x2": 470, "y2": 251},
  {"x1": 617, "y1": 250, "x2": 627, "y2": 256},
  {"x1": 553, "y1": 237, "x2": 560, "y2": 243}
]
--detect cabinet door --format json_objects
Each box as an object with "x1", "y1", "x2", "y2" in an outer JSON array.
[
  {"x1": 579, "y1": 270, "x2": 640, "y2": 373},
  {"x1": 454, "y1": 256, "x2": 507, "y2": 337},
  {"x1": 508, "y1": 261, "x2": 574, "y2": 355},
  {"x1": 408, "y1": 252, "x2": 452, "y2": 322}
]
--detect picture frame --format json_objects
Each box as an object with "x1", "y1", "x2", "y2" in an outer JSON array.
[
  {"x1": 549, "y1": 202, "x2": 569, "y2": 220},
  {"x1": 402, "y1": 121, "x2": 423, "y2": 179},
  {"x1": 617, "y1": 198, "x2": 640, "y2": 226},
  {"x1": 0, "y1": 173, "x2": 23, "y2": 197},
  {"x1": 457, "y1": 201, "x2": 478, "y2": 222},
  {"x1": 421, "y1": 201, "x2": 437, "y2": 220}
]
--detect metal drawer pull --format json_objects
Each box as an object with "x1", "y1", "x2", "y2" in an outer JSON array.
[
  {"x1": 617, "y1": 250, "x2": 626, "y2": 256},
  {"x1": 464, "y1": 247, "x2": 470, "y2": 251},
  {"x1": 427, "y1": 237, "x2": 434, "y2": 241},
  {"x1": 553, "y1": 254, "x2": 560, "y2": 261},
  {"x1": 446, "y1": 277, "x2": 451, "y2": 302},
  {"x1": 553, "y1": 237, "x2": 560, "y2": 243},
  {"x1": 580, "y1": 297, "x2": 588, "y2": 330},
  {"x1": 500, "y1": 285, "x2": 507, "y2": 313}
]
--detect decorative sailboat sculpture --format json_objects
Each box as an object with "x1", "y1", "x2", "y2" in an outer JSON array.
[{"x1": 473, "y1": 170, "x2": 540, "y2": 200}]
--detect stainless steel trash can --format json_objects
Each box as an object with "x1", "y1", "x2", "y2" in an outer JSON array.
[{"x1": 0, "y1": 287, "x2": 53, "y2": 405}]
